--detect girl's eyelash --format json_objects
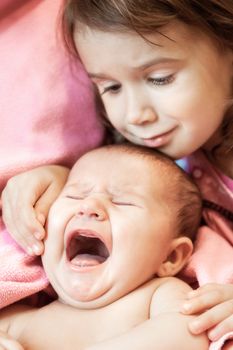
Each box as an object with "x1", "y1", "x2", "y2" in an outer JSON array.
[
  {"x1": 99, "y1": 74, "x2": 174, "y2": 95},
  {"x1": 101, "y1": 84, "x2": 121, "y2": 95},
  {"x1": 148, "y1": 74, "x2": 175, "y2": 86}
]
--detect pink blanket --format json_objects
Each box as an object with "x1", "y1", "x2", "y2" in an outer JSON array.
[
  {"x1": 0, "y1": 228, "x2": 48, "y2": 309},
  {"x1": 183, "y1": 225, "x2": 233, "y2": 285},
  {"x1": 0, "y1": 0, "x2": 104, "y2": 306},
  {"x1": 0, "y1": 0, "x2": 104, "y2": 196}
]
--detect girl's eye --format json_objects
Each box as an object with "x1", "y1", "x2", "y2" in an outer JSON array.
[
  {"x1": 100, "y1": 84, "x2": 121, "y2": 95},
  {"x1": 148, "y1": 74, "x2": 175, "y2": 86}
]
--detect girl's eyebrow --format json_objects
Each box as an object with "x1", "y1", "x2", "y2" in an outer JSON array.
[
  {"x1": 88, "y1": 73, "x2": 113, "y2": 80},
  {"x1": 88, "y1": 57, "x2": 180, "y2": 79},
  {"x1": 137, "y1": 57, "x2": 179, "y2": 70}
]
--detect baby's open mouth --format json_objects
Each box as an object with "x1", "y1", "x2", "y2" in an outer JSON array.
[{"x1": 66, "y1": 231, "x2": 110, "y2": 268}]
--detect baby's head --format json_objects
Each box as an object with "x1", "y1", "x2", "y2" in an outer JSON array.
[
  {"x1": 42, "y1": 144, "x2": 201, "y2": 308},
  {"x1": 62, "y1": 0, "x2": 233, "y2": 160}
]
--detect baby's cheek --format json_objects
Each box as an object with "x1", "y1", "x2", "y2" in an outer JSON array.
[{"x1": 46, "y1": 201, "x2": 68, "y2": 232}]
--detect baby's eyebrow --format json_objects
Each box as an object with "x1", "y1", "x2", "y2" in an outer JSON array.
[
  {"x1": 108, "y1": 184, "x2": 143, "y2": 197},
  {"x1": 64, "y1": 182, "x2": 146, "y2": 200},
  {"x1": 64, "y1": 182, "x2": 93, "y2": 194}
]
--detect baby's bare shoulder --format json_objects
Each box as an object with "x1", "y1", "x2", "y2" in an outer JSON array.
[
  {"x1": 0, "y1": 303, "x2": 36, "y2": 337},
  {"x1": 150, "y1": 277, "x2": 192, "y2": 316}
]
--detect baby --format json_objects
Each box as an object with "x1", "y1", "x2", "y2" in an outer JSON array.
[{"x1": 0, "y1": 144, "x2": 208, "y2": 350}]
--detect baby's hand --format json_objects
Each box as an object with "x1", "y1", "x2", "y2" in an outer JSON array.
[
  {"x1": 0, "y1": 330, "x2": 24, "y2": 350},
  {"x1": 181, "y1": 283, "x2": 233, "y2": 341},
  {"x1": 1, "y1": 165, "x2": 69, "y2": 256}
]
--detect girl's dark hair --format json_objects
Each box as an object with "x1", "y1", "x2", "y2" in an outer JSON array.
[{"x1": 62, "y1": 0, "x2": 233, "y2": 151}]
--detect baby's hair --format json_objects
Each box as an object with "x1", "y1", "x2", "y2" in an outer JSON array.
[
  {"x1": 95, "y1": 143, "x2": 202, "y2": 240},
  {"x1": 61, "y1": 0, "x2": 233, "y2": 153}
]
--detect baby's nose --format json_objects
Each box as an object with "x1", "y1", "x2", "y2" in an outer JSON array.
[{"x1": 76, "y1": 199, "x2": 107, "y2": 221}]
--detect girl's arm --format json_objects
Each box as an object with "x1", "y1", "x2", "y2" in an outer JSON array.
[
  {"x1": 86, "y1": 278, "x2": 209, "y2": 350},
  {"x1": 1, "y1": 165, "x2": 70, "y2": 255}
]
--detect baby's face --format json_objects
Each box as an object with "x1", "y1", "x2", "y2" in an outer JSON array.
[
  {"x1": 75, "y1": 21, "x2": 232, "y2": 159},
  {"x1": 42, "y1": 148, "x2": 176, "y2": 308}
]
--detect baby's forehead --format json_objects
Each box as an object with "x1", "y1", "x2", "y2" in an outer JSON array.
[
  {"x1": 68, "y1": 148, "x2": 176, "y2": 193},
  {"x1": 72, "y1": 148, "x2": 169, "y2": 175}
]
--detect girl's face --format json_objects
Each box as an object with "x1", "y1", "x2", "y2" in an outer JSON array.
[{"x1": 75, "y1": 21, "x2": 232, "y2": 159}]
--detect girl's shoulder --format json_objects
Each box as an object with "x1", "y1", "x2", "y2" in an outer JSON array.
[
  {"x1": 180, "y1": 150, "x2": 233, "y2": 197},
  {"x1": 181, "y1": 151, "x2": 233, "y2": 242},
  {"x1": 179, "y1": 150, "x2": 214, "y2": 175}
]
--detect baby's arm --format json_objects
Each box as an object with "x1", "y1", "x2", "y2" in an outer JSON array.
[
  {"x1": 1, "y1": 165, "x2": 69, "y2": 255},
  {"x1": 0, "y1": 330, "x2": 24, "y2": 350},
  {"x1": 86, "y1": 278, "x2": 209, "y2": 350},
  {"x1": 0, "y1": 304, "x2": 35, "y2": 350}
]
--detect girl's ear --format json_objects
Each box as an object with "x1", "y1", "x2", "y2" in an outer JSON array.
[{"x1": 157, "y1": 237, "x2": 193, "y2": 277}]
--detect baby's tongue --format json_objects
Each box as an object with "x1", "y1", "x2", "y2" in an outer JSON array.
[{"x1": 71, "y1": 254, "x2": 105, "y2": 267}]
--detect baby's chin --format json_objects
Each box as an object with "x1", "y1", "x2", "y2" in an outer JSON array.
[
  {"x1": 43, "y1": 257, "x2": 135, "y2": 310},
  {"x1": 41, "y1": 261, "x2": 116, "y2": 309},
  {"x1": 54, "y1": 282, "x2": 124, "y2": 310},
  {"x1": 42, "y1": 252, "x2": 120, "y2": 310}
]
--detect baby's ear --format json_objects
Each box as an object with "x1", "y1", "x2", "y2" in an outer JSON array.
[{"x1": 157, "y1": 237, "x2": 193, "y2": 277}]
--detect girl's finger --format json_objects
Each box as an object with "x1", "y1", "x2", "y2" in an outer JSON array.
[
  {"x1": 208, "y1": 314, "x2": 233, "y2": 341},
  {"x1": 188, "y1": 300, "x2": 233, "y2": 336},
  {"x1": 182, "y1": 289, "x2": 227, "y2": 314},
  {"x1": 187, "y1": 284, "x2": 233, "y2": 300},
  {"x1": 183, "y1": 285, "x2": 233, "y2": 314}
]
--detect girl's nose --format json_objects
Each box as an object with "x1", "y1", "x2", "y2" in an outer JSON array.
[
  {"x1": 127, "y1": 107, "x2": 158, "y2": 125},
  {"x1": 76, "y1": 198, "x2": 107, "y2": 221}
]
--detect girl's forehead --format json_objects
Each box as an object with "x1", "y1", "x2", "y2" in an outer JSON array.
[
  {"x1": 75, "y1": 20, "x2": 203, "y2": 51},
  {"x1": 74, "y1": 21, "x2": 218, "y2": 74}
]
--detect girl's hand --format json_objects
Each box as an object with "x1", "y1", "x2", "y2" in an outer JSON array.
[
  {"x1": 0, "y1": 330, "x2": 24, "y2": 350},
  {"x1": 1, "y1": 165, "x2": 69, "y2": 256},
  {"x1": 181, "y1": 283, "x2": 233, "y2": 341}
]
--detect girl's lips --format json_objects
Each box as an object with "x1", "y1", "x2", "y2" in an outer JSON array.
[{"x1": 142, "y1": 128, "x2": 176, "y2": 148}]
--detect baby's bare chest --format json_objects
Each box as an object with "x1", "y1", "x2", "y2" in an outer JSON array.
[{"x1": 19, "y1": 280, "x2": 158, "y2": 350}]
